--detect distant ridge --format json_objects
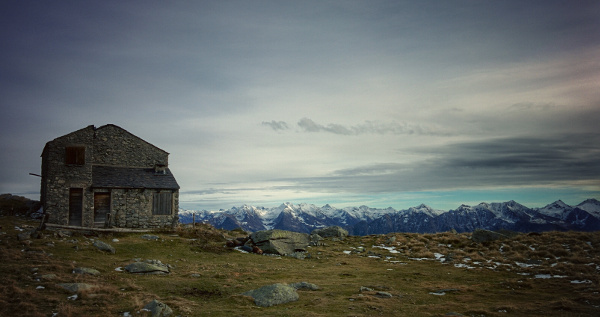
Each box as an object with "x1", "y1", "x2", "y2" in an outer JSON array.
[{"x1": 179, "y1": 199, "x2": 600, "y2": 235}]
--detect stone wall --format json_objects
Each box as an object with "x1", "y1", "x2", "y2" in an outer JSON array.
[
  {"x1": 93, "y1": 125, "x2": 169, "y2": 168},
  {"x1": 42, "y1": 126, "x2": 95, "y2": 226},
  {"x1": 109, "y1": 189, "x2": 178, "y2": 228}
]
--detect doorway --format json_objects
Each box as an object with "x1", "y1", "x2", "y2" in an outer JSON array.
[
  {"x1": 68, "y1": 188, "x2": 83, "y2": 226},
  {"x1": 94, "y1": 193, "x2": 110, "y2": 228}
]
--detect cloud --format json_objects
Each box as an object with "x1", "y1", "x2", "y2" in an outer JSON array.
[
  {"x1": 261, "y1": 120, "x2": 289, "y2": 131},
  {"x1": 296, "y1": 118, "x2": 451, "y2": 136},
  {"x1": 264, "y1": 132, "x2": 600, "y2": 196}
]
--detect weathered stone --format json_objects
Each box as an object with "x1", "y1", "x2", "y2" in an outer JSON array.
[
  {"x1": 73, "y1": 267, "x2": 100, "y2": 276},
  {"x1": 17, "y1": 230, "x2": 34, "y2": 241},
  {"x1": 289, "y1": 282, "x2": 320, "y2": 291},
  {"x1": 141, "y1": 234, "x2": 160, "y2": 240},
  {"x1": 309, "y1": 234, "x2": 324, "y2": 246},
  {"x1": 250, "y1": 230, "x2": 309, "y2": 255},
  {"x1": 143, "y1": 299, "x2": 173, "y2": 317},
  {"x1": 93, "y1": 240, "x2": 116, "y2": 254},
  {"x1": 125, "y1": 262, "x2": 169, "y2": 274},
  {"x1": 375, "y1": 291, "x2": 393, "y2": 298},
  {"x1": 58, "y1": 283, "x2": 96, "y2": 293},
  {"x1": 41, "y1": 274, "x2": 57, "y2": 280},
  {"x1": 311, "y1": 226, "x2": 348, "y2": 239},
  {"x1": 471, "y1": 229, "x2": 508, "y2": 243},
  {"x1": 242, "y1": 283, "x2": 299, "y2": 307},
  {"x1": 287, "y1": 251, "x2": 308, "y2": 260}
]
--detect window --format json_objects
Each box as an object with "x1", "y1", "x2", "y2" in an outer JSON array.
[
  {"x1": 65, "y1": 146, "x2": 85, "y2": 165},
  {"x1": 152, "y1": 192, "x2": 172, "y2": 215}
]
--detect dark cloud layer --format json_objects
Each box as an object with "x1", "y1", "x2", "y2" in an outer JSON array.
[{"x1": 269, "y1": 133, "x2": 600, "y2": 194}]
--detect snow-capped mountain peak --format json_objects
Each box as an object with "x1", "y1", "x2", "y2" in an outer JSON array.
[{"x1": 179, "y1": 199, "x2": 600, "y2": 235}]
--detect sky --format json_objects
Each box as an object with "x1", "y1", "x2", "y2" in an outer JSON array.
[{"x1": 1, "y1": 1, "x2": 599, "y2": 211}]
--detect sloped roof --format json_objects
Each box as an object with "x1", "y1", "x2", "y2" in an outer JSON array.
[{"x1": 92, "y1": 165, "x2": 179, "y2": 190}]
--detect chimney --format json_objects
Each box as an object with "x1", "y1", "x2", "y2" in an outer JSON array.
[{"x1": 154, "y1": 164, "x2": 167, "y2": 174}]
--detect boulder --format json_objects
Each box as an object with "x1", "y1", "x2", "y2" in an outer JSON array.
[
  {"x1": 58, "y1": 283, "x2": 96, "y2": 293},
  {"x1": 250, "y1": 230, "x2": 309, "y2": 255},
  {"x1": 73, "y1": 267, "x2": 100, "y2": 276},
  {"x1": 143, "y1": 299, "x2": 173, "y2": 317},
  {"x1": 141, "y1": 234, "x2": 160, "y2": 240},
  {"x1": 92, "y1": 240, "x2": 116, "y2": 254},
  {"x1": 471, "y1": 229, "x2": 508, "y2": 243},
  {"x1": 311, "y1": 226, "x2": 348, "y2": 239},
  {"x1": 125, "y1": 261, "x2": 169, "y2": 274},
  {"x1": 242, "y1": 283, "x2": 299, "y2": 307}
]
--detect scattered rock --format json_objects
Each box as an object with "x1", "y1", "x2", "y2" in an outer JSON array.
[
  {"x1": 250, "y1": 230, "x2": 309, "y2": 255},
  {"x1": 41, "y1": 274, "x2": 57, "y2": 280},
  {"x1": 311, "y1": 226, "x2": 348, "y2": 240},
  {"x1": 125, "y1": 260, "x2": 170, "y2": 274},
  {"x1": 58, "y1": 283, "x2": 96, "y2": 293},
  {"x1": 141, "y1": 234, "x2": 160, "y2": 241},
  {"x1": 289, "y1": 282, "x2": 320, "y2": 291},
  {"x1": 143, "y1": 299, "x2": 173, "y2": 317},
  {"x1": 242, "y1": 283, "x2": 299, "y2": 307},
  {"x1": 471, "y1": 229, "x2": 508, "y2": 243},
  {"x1": 287, "y1": 251, "x2": 309, "y2": 260},
  {"x1": 375, "y1": 291, "x2": 393, "y2": 298},
  {"x1": 17, "y1": 229, "x2": 35, "y2": 241},
  {"x1": 309, "y1": 234, "x2": 325, "y2": 246},
  {"x1": 360, "y1": 286, "x2": 374, "y2": 292},
  {"x1": 73, "y1": 267, "x2": 100, "y2": 276},
  {"x1": 93, "y1": 240, "x2": 116, "y2": 254}
]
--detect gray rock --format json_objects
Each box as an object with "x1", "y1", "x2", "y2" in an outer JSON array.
[
  {"x1": 73, "y1": 267, "x2": 100, "y2": 276},
  {"x1": 92, "y1": 240, "x2": 116, "y2": 254},
  {"x1": 17, "y1": 229, "x2": 37, "y2": 241},
  {"x1": 143, "y1": 299, "x2": 173, "y2": 317},
  {"x1": 250, "y1": 230, "x2": 309, "y2": 255},
  {"x1": 41, "y1": 274, "x2": 57, "y2": 280},
  {"x1": 309, "y1": 234, "x2": 324, "y2": 246},
  {"x1": 287, "y1": 251, "x2": 308, "y2": 260},
  {"x1": 141, "y1": 234, "x2": 160, "y2": 240},
  {"x1": 289, "y1": 282, "x2": 320, "y2": 291},
  {"x1": 242, "y1": 283, "x2": 299, "y2": 307},
  {"x1": 58, "y1": 283, "x2": 96, "y2": 293},
  {"x1": 375, "y1": 291, "x2": 393, "y2": 298},
  {"x1": 125, "y1": 262, "x2": 169, "y2": 274},
  {"x1": 311, "y1": 226, "x2": 348, "y2": 239},
  {"x1": 471, "y1": 229, "x2": 508, "y2": 243}
]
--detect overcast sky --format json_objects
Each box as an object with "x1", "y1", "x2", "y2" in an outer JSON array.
[{"x1": 1, "y1": 1, "x2": 599, "y2": 211}]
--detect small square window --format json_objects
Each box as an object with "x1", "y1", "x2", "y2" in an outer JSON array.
[{"x1": 65, "y1": 146, "x2": 85, "y2": 165}]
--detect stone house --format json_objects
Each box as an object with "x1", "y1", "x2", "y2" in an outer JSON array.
[{"x1": 40, "y1": 124, "x2": 179, "y2": 228}]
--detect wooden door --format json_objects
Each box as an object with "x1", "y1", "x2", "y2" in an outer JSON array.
[
  {"x1": 69, "y1": 188, "x2": 83, "y2": 226},
  {"x1": 94, "y1": 193, "x2": 110, "y2": 228}
]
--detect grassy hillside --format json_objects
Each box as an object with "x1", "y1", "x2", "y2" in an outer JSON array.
[{"x1": 1, "y1": 215, "x2": 599, "y2": 316}]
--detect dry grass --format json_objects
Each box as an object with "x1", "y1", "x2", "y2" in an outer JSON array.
[{"x1": 2, "y1": 216, "x2": 600, "y2": 316}]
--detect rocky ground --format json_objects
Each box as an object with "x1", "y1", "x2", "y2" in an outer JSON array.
[{"x1": 1, "y1": 213, "x2": 599, "y2": 316}]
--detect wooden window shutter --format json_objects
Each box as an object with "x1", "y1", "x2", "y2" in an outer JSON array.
[
  {"x1": 66, "y1": 146, "x2": 85, "y2": 165},
  {"x1": 153, "y1": 192, "x2": 172, "y2": 215}
]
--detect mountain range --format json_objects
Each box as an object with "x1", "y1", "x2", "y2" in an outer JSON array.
[{"x1": 178, "y1": 199, "x2": 600, "y2": 235}]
